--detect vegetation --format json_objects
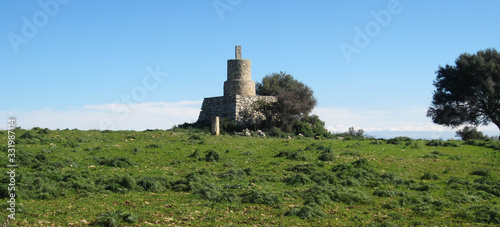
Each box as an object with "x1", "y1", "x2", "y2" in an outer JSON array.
[
  {"x1": 255, "y1": 72, "x2": 326, "y2": 136},
  {"x1": 456, "y1": 126, "x2": 490, "y2": 141},
  {"x1": 0, "y1": 128, "x2": 499, "y2": 226},
  {"x1": 427, "y1": 48, "x2": 500, "y2": 139}
]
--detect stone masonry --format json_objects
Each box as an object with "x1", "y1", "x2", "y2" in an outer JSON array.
[{"x1": 198, "y1": 46, "x2": 276, "y2": 124}]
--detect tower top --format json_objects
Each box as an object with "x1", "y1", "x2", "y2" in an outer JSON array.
[{"x1": 235, "y1": 45, "x2": 241, "y2": 59}]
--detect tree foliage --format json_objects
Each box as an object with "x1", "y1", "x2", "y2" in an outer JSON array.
[
  {"x1": 253, "y1": 72, "x2": 329, "y2": 137},
  {"x1": 455, "y1": 126, "x2": 489, "y2": 141},
  {"x1": 256, "y1": 72, "x2": 318, "y2": 131},
  {"x1": 427, "y1": 49, "x2": 500, "y2": 138}
]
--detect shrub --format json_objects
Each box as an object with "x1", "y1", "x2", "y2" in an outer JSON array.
[
  {"x1": 448, "y1": 155, "x2": 463, "y2": 160},
  {"x1": 98, "y1": 174, "x2": 138, "y2": 193},
  {"x1": 456, "y1": 205, "x2": 500, "y2": 224},
  {"x1": 241, "y1": 189, "x2": 281, "y2": 207},
  {"x1": 287, "y1": 164, "x2": 316, "y2": 174},
  {"x1": 387, "y1": 137, "x2": 412, "y2": 145},
  {"x1": 95, "y1": 157, "x2": 134, "y2": 167},
  {"x1": 274, "y1": 150, "x2": 307, "y2": 161},
  {"x1": 303, "y1": 185, "x2": 371, "y2": 206},
  {"x1": 38, "y1": 128, "x2": 51, "y2": 134},
  {"x1": 426, "y1": 140, "x2": 445, "y2": 146},
  {"x1": 145, "y1": 143, "x2": 161, "y2": 149},
  {"x1": 218, "y1": 169, "x2": 248, "y2": 181},
  {"x1": 19, "y1": 131, "x2": 35, "y2": 139},
  {"x1": 204, "y1": 150, "x2": 221, "y2": 162},
  {"x1": 189, "y1": 150, "x2": 201, "y2": 159},
  {"x1": 269, "y1": 127, "x2": 286, "y2": 138},
  {"x1": 136, "y1": 176, "x2": 167, "y2": 192},
  {"x1": 373, "y1": 189, "x2": 403, "y2": 198},
  {"x1": 285, "y1": 205, "x2": 326, "y2": 219},
  {"x1": 94, "y1": 210, "x2": 138, "y2": 226},
  {"x1": 471, "y1": 169, "x2": 490, "y2": 177},
  {"x1": 456, "y1": 126, "x2": 489, "y2": 141},
  {"x1": 189, "y1": 134, "x2": 203, "y2": 140},
  {"x1": 421, "y1": 172, "x2": 440, "y2": 180},
  {"x1": 318, "y1": 152, "x2": 336, "y2": 161},
  {"x1": 446, "y1": 190, "x2": 481, "y2": 204},
  {"x1": 284, "y1": 173, "x2": 313, "y2": 186}
]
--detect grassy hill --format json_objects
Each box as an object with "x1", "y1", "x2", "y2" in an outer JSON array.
[{"x1": 0, "y1": 128, "x2": 499, "y2": 226}]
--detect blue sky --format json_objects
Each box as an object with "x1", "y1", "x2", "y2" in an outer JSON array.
[{"x1": 1, "y1": 0, "x2": 499, "y2": 138}]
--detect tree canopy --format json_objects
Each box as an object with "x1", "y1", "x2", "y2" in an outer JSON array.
[
  {"x1": 427, "y1": 48, "x2": 500, "y2": 138},
  {"x1": 255, "y1": 72, "x2": 325, "y2": 135}
]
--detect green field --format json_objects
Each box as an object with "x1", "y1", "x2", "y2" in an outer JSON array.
[{"x1": 0, "y1": 128, "x2": 499, "y2": 226}]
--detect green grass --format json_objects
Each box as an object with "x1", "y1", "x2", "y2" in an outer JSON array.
[{"x1": 0, "y1": 128, "x2": 499, "y2": 226}]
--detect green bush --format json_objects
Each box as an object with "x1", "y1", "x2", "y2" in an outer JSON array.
[
  {"x1": 274, "y1": 150, "x2": 307, "y2": 161},
  {"x1": 285, "y1": 205, "x2": 326, "y2": 219},
  {"x1": 456, "y1": 205, "x2": 500, "y2": 224},
  {"x1": 95, "y1": 157, "x2": 134, "y2": 167},
  {"x1": 241, "y1": 189, "x2": 281, "y2": 207},
  {"x1": 373, "y1": 189, "x2": 404, "y2": 198},
  {"x1": 387, "y1": 137, "x2": 412, "y2": 145},
  {"x1": 471, "y1": 169, "x2": 491, "y2": 177},
  {"x1": 284, "y1": 173, "x2": 313, "y2": 186},
  {"x1": 94, "y1": 210, "x2": 138, "y2": 226},
  {"x1": 204, "y1": 150, "x2": 221, "y2": 162},
  {"x1": 287, "y1": 164, "x2": 317, "y2": 174},
  {"x1": 318, "y1": 152, "x2": 336, "y2": 161},
  {"x1": 145, "y1": 143, "x2": 161, "y2": 149},
  {"x1": 456, "y1": 126, "x2": 489, "y2": 141},
  {"x1": 303, "y1": 185, "x2": 371, "y2": 206},
  {"x1": 421, "y1": 172, "x2": 440, "y2": 180},
  {"x1": 269, "y1": 127, "x2": 286, "y2": 138},
  {"x1": 136, "y1": 176, "x2": 167, "y2": 192}
]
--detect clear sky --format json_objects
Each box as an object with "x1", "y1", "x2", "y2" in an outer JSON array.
[{"x1": 1, "y1": 0, "x2": 499, "y2": 138}]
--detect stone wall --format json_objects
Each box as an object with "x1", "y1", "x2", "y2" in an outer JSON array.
[{"x1": 198, "y1": 95, "x2": 276, "y2": 124}]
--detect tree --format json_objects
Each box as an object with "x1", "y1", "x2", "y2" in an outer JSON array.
[
  {"x1": 256, "y1": 72, "x2": 318, "y2": 132},
  {"x1": 455, "y1": 126, "x2": 488, "y2": 141},
  {"x1": 427, "y1": 49, "x2": 500, "y2": 139}
]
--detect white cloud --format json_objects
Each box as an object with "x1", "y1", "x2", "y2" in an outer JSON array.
[
  {"x1": 0, "y1": 101, "x2": 202, "y2": 131},
  {"x1": 312, "y1": 106, "x2": 498, "y2": 138}
]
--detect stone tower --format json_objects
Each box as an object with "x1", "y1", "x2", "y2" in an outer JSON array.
[
  {"x1": 197, "y1": 46, "x2": 276, "y2": 125},
  {"x1": 224, "y1": 46, "x2": 256, "y2": 96}
]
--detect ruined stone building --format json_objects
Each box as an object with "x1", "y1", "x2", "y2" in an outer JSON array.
[{"x1": 197, "y1": 46, "x2": 276, "y2": 125}]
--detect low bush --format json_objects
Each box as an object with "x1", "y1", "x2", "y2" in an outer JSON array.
[
  {"x1": 421, "y1": 172, "x2": 440, "y2": 180},
  {"x1": 274, "y1": 150, "x2": 307, "y2": 161},
  {"x1": 373, "y1": 189, "x2": 404, "y2": 198},
  {"x1": 95, "y1": 157, "x2": 134, "y2": 167},
  {"x1": 145, "y1": 143, "x2": 161, "y2": 149},
  {"x1": 387, "y1": 137, "x2": 412, "y2": 145},
  {"x1": 240, "y1": 189, "x2": 281, "y2": 207},
  {"x1": 204, "y1": 150, "x2": 221, "y2": 162},
  {"x1": 285, "y1": 205, "x2": 326, "y2": 219},
  {"x1": 456, "y1": 204, "x2": 500, "y2": 224},
  {"x1": 218, "y1": 169, "x2": 249, "y2": 181},
  {"x1": 446, "y1": 190, "x2": 482, "y2": 204},
  {"x1": 317, "y1": 147, "x2": 335, "y2": 161},
  {"x1": 303, "y1": 185, "x2": 371, "y2": 206},
  {"x1": 284, "y1": 173, "x2": 313, "y2": 186},
  {"x1": 287, "y1": 164, "x2": 317, "y2": 174},
  {"x1": 471, "y1": 169, "x2": 491, "y2": 177},
  {"x1": 93, "y1": 210, "x2": 138, "y2": 226}
]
